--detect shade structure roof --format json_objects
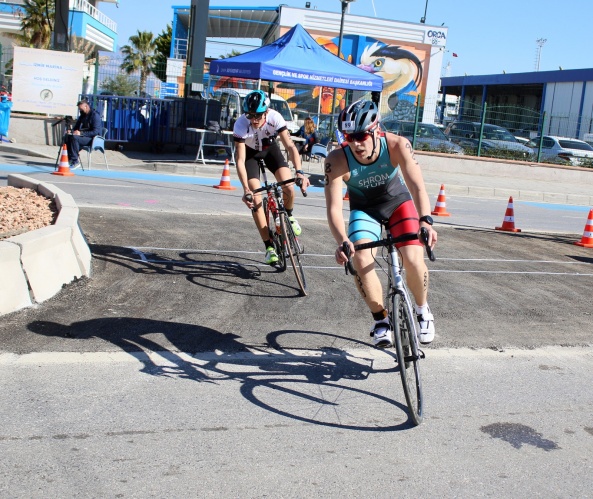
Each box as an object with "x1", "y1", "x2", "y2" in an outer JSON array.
[{"x1": 209, "y1": 24, "x2": 383, "y2": 91}]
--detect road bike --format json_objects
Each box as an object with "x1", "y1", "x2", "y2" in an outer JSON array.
[
  {"x1": 246, "y1": 158, "x2": 307, "y2": 296},
  {"x1": 343, "y1": 227, "x2": 435, "y2": 426}
]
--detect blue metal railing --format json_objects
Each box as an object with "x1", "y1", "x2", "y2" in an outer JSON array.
[{"x1": 79, "y1": 95, "x2": 223, "y2": 147}]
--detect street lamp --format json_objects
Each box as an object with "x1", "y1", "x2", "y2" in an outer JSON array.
[
  {"x1": 420, "y1": 0, "x2": 428, "y2": 23},
  {"x1": 329, "y1": 0, "x2": 356, "y2": 136}
]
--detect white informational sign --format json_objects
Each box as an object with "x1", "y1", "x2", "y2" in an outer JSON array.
[{"x1": 11, "y1": 47, "x2": 84, "y2": 116}]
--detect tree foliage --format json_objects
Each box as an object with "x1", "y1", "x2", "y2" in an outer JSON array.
[
  {"x1": 153, "y1": 24, "x2": 172, "y2": 83},
  {"x1": 218, "y1": 49, "x2": 242, "y2": 59},
  {"x1": 120, "y1": 30, "x2": 157, "y2": 95},
  {"x1": 13, "y1": 0, "x2": 54, "y2": 49},
  {"x1": 100, "y1": 73, "x2": 138, "y2": 96}
]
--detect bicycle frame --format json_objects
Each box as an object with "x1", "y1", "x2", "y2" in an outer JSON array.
[{"x1": 249, "y1": 159, "x2": 307, "y2": 295}]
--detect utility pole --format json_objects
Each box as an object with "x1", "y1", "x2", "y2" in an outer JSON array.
[
  {"x1": 328, "y1": 0, "x2": 355, "y2": 136},
  {"x1": 53, "y1": 0, "x2": 70, "y2": 51}
]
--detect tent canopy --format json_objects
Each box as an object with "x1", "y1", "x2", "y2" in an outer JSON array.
[{"x1": 209, "y1": 24, "x2": 383, "y2": 92}]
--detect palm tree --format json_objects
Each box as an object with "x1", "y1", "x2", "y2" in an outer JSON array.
[
  {"x1": 120, "y1": 30, "x2": 157, "y2": 95},
  {"x1": 218, "y1": 49, "x2": 242, "y2": 59},
  {"x1": 14, "y1": 0, "x2": 54, "y2": 49}
]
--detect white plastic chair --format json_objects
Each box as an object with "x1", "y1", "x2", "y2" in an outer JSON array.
[{"x1": 81, "y1": 127, "x2": 109, "y2": 170}]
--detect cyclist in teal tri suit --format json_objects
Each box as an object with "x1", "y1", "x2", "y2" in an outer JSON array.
[{"x1": 324, "y1": 99, "x2": 438, "y2": 347}]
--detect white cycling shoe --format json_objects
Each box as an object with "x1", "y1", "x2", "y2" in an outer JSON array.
[
  {"x1": 417, "y1": 309, "x2": 435, "y2": 344},
  {"x1": 370, "y1": 319, "x2": 394, "y2": 348}
]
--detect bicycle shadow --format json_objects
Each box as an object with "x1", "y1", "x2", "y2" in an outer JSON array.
[
  {"x1": 28, "y1": 319, "x2": 415, "y2": 430},
  {"x1": 90, "y1": 243, "x2": 305, "y2": 298}
]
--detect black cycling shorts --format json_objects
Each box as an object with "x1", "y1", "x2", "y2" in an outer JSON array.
[{"x1": 245, "y1": 141, "x2": 289, "y2": 180}]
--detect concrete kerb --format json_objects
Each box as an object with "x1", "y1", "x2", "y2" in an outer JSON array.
[{"x1": 1, "y1": 174, "x2": 92, "y2": 316}]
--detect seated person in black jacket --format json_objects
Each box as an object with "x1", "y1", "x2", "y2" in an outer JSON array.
[
  {"x1": 65, "y1": 99, "x2": 102, "y2": 169},
  {"x1": 296, "y1": 117, "x2": 318, "y2": 159}
]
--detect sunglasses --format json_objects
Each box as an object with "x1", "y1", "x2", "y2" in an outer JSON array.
[
  {"x1": 246, "y1": 112, "x2": 264, "y2": 120},
  {"x1": 343, "y1": 130, "x2": 374, "y2": 142}
]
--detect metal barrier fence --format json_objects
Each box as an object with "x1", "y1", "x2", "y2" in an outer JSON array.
[
  {"x1": 79, "y1": 94, "x2": 223, "y2": 150},
  {"x1": 0, "y1": 44, "x2": 13, "y2": 93}
]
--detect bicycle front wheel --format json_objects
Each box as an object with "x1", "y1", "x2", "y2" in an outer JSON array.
[
  {"x1": 279, "y1": 212, "x2": 307, "y2": 296},
  {"x1": 391, "y1": 292, "x2": 423, "y2": 425}
]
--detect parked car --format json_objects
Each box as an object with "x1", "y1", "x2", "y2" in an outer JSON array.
[
  {"x1": 526, "y1": 135, "x2": 593, "y2": 165},
  {"x1": 382, "y1": 120, "x2": 464, "y2": 155},
  {"x1": 444, "y1": 121, "x2": 533, "y2": 158}
]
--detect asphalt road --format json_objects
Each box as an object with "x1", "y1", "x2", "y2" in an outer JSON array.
[{"x1": 1, "y1": 157, "x2": 593, "y2": 497}]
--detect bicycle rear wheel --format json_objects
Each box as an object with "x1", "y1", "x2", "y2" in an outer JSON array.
[
  {"x1": 279, "y1": 212, "x2": 307, "y2": 296},
  {"x1": 391, "y1": 291, "x2": 423, "y2": 425},
  {"x1": 264, "y1": 197, "x2": 286, "y2": 271}
]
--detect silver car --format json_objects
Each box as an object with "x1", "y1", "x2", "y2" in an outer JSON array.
[
  {"x1": 527, "y1": 135, "x2": 593, "y2": 166},
  {"x1": 444, "y1": 121, "x2": 534, "y2": 158},
  {"x1": 382, "y1": 120, "x2": 464, "y2": 155}
]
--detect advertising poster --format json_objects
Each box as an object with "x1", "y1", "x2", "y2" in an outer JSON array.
[{"x1": 11, "y1": 47, "x2": 84, "y2": 115}]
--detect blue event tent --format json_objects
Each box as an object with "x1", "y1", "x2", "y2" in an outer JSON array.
[{"x1": 209, "y1": 24, "x2": 383, "y2": 92}]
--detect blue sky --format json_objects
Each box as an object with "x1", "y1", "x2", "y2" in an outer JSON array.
[{"x1": 102, "y1": 0, "x2": 591, "y2": 77}]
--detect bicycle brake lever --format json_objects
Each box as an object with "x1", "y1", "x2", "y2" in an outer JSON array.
[
  {"x1": 419, "y1": 227, "x2": 436, "y2": 262},
  {"x1": 244, "y1": 193, "x2": 256, "y2": 212},
  {"x1": 342, "y1": 242, "x2": 357, "y2": 276},
  {"x1": 295, "y1": 177, "x2": 308, "y2": 197}
]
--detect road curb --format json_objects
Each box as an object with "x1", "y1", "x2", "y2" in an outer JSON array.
[{"x1": 0, "y1": 174, "x2": 92, "y2": 316}]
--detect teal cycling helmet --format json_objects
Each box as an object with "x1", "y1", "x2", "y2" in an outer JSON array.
[{"x1": 243, "y1": 90, "x2": 270, "y2": 114}]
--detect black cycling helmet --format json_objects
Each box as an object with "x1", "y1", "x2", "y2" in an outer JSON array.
[
  {"x1": 337, "y1": 99, "x2": 380, "y2": 133},
  {"x1": 243, "y1": 90, "x2": 270, "y2": 114}
]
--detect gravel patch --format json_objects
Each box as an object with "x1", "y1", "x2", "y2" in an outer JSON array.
[{"x1": 0, "y1": 186, "x2": 58, "y2": 240}]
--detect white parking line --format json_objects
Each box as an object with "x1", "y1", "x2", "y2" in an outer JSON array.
[{"x1": 121, "y1": 246, "x2": 593, "y2": 276}]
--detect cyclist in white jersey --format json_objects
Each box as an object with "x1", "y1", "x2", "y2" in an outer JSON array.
[
  {"x1": 233, "y1": 90, "x2": 310, "y2": 265},
  {"x1": 324, "y1": 99, "x2": 438, "y2": 347}
]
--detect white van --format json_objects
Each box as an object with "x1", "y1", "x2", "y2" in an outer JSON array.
[{"x1": 215, "y1": 88, "x2": 300, "y2": 135}]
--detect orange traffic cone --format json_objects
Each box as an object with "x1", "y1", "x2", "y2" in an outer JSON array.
[
  {"x1": 431, "y1": 184, "x2": 450, "y2": 216},
  {"x1": 495, "y1": 196, "x2": 521, "y2": 232},
  {"x1": 213, "y1": 159, "x2": 236, "y2": 190},
  {"x1": 574, "y1": 209, "x2": 593, "y2": 248},
  {"x1": 343, "y1": 190, "x2": 349, "y2": 201},
  {"x1": 52, "y1": 144, "x2": 75, "y2": 177}
]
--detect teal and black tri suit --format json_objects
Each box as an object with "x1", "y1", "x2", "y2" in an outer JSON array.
[{"x1": 344, "y1": 136, "x2": 421, "y2": 246}]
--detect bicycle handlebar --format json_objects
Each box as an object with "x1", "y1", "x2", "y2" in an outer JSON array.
[
  {"x1": 343, "y1": 227, "x2": 436, "y2": 276},
  {"x1": 244, "y1": 176, "x2": 307, "y2": 209}
]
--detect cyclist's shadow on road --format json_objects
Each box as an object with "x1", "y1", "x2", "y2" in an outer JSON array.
[
  {"x1": 90, "y1": 244, "x2": 304, "y2": 298},
  {"x1": 28, "y1": 319, "x2": 413, "y2": 430}
]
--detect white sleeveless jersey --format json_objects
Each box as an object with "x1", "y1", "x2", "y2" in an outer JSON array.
[{"x1": 233, "y1": 109, "x2": 287, "y2": 151}]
